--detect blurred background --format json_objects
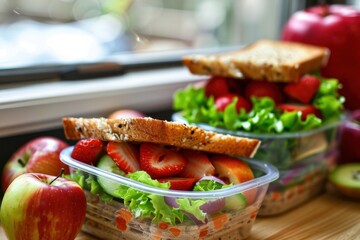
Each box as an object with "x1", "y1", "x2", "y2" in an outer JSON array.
[{"x1": 0, "y1": 0, "x2": 357, "y2": 68}]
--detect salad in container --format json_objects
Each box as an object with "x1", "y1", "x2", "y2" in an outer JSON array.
[
  {"x1": 258, "y1": 150, "x2": 336, "y2": 216},
  {"x1": 172, "y1": 39, "x2": 345, "y2": 214},
  {"x1": 60, "y1": 117, "x2": 279, "y2": 239}
]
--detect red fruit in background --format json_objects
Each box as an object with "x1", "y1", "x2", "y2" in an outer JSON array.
[
  {"x1": 0, "y1": 172, "x2": 86, "y2": 240},
  {"x1": 107, "y1": 142, "x2": 140, "y2": 173},
  {"x1": 139, "y1": 143, "x2": 187, "y2": 179},
  {"x1": 71, "y1": 139, "x2": 104, "y2": 165},
  {"x1": 179, "y1": 150, "x2": 215, "y2": 181},
  {"x1": 281, "y1": 4, "x2": 360, "y2": 110},
  {"x1": 245, "y1": 81, "x2": 283, "y2": 104},
  {"x1": 337, "y1": 110, "x2": 360, "y2": 164},
  {"x1": 210, "y1": 155, "x2": 254, "y2": 184},
  {"x1": 284, "y1": 75, "x2": 320, "y2": 104},
  {"x1": 1, "y1": 137, "x2": 69, "y2": 191},
  {"x1": 215, "y1": 93, "x2": 251, "y2": 113},
  {"x1": 278, "y1": 103, "x2": 321, "y2": 120},
  {"x1": 108, "y1": 109, "x2": 146, "y2": 119},
  {"x1": 204, "y1": 76, "x2": 230, "y2": 98},
  {"x1": 157, "y1": 177, "x2": 197, "y2": 191}
]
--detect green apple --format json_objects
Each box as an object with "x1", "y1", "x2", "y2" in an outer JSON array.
[{"x1": 0, "y1": 172, "x2": 86, "y2": 240}]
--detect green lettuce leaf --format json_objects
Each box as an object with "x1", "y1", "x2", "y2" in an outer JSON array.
[
  {"x1": 173, "y1": 75, "x2": 343, "y2": 134},
  {"x1": 313, "y1": 77, "x2": 344, "y2": 122},
  {"x1": 176, "y1": 198, "x2": 207, "y2": 222},
  {"x1": 113, "y1": 171, "x2": 184, "y2": 225},
  {"x1": 193, "y1": 179, "x2": 226, "y2": 191},
  {"x1": 67, "y1": 170, "x2": 113, "y2": 202}
]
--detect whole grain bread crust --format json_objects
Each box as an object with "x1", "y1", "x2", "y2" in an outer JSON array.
[
  {"x1": 63, "y1": 117, "x2": 260, "y2": 158},
  {"x1": 183, "y1": 39, "x2": 329, "y2": 82}
]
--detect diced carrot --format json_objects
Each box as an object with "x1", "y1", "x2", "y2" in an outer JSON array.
[
  {"x1": 212, "y1": 213, "x2": 229, "y2": 230},
  {"x1": 199, "y1": 226, "x2": 209, "y2": 238},
  {"x1": 115, "y1": 217, "x2": 127, "y2": 231},
  {"x1": 169, "y1": 227, "x2": 181, "y2": 237},
  {"x1": 271, "y1": 192, "x2": 281, "y2": 200},
  {"x1": 115, "y1": 208, "x2": 133, "y2": 231},
  {"x1": 118, "y1": 208, "x2": 133, "y2": 223},
  {"x1": 158, "y1": 222, "x2": 169, "y2": 230}
]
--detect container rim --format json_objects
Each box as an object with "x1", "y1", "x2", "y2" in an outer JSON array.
[
  {"x1": 60, "y1": 146, "x2": 279, "y2": 199},
  {"x1": 172, "y1": 112, "x2": 344, "y2": 139}
]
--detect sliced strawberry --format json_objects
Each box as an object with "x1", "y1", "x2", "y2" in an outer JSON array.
[
  {"x1": 179, "y1": 150, "x2": 215, "y2": 181},
  {"x1": 215, "y1": 93, "x2": 251, "y2": 113},
  {"x1": 245, "y1": 81, "x2": 283, "y2": 104},
  {"x1": 278, "y1": 103, "x2": 322, "y2": 120},
  {"x1": 204, "y1": 76, "x2": 230, "y2": 98},
  {"x1": 139, "y1": 143, "x2": 187, "y2": 179},
  {"x1": 157, "y1": 177, "x2": 197, "y2": 191},
  {"x1": 210, "y1": 155, "x2": 254, "y2": 184},
  {"x1": 71, "y1": 139, "x2": 104, "y2": 165},
  {"x1": 284, "y1": 75, "x2": 320, "y2": 104},
  {"x1": 227, "y1": 78, "x2": 247, "y2": 95},
  {"x1": 107, "y1": 142, "x2": 140, "y2": 173}
]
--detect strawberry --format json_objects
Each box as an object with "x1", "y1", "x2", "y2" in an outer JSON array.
[
  {"x1": 107, "y1": 142, "x2": 140, "y2": 173},
  {"x1": 139, "y1": 143, "x2": 187, "y2": 179},
  {"x1": 179, "y1": 150, "x2": 215, "y2": 181},
  {"x1": 204, "y1": 76, "x2": 230, "y2": 98},
  {"x1": 284, "y1": 75, "x2": 320, "y2": 104},
  {"x1": 157, "y1": 177, "x2": 197, "y2": 191},
  {"x1": 210, "y1": 155, "x2": 254, "y2": 184},
  {"x1": 245, "y1": 81, "x2": 283, "y2": 104},
  {"x1": 215, "y1": 93, "x2": 251, "y2": 113},
  {"x1": 278, "y1": 103, "x2": 322, "y2": 120},
  {"x1": 227, "y1": 78, "x2": 247, "y2": 95},
  {"x1": 71, "y1": 139, "x2": 104, "y2": 164}
]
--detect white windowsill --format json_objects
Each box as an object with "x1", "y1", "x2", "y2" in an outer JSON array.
[{"x1": 0, "y1": 67, "x2": 204, "y2": 137}]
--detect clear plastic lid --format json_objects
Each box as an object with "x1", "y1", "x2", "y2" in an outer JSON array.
[{"x1": 60, "y1": 146, "x2": 279, "y2": 199}]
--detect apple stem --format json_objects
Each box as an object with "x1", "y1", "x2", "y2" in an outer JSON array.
[
  {"x1": 320, "y1": 5, "x2": 329, "y2": 17},
  {"x1": 49, "y1": 168, "x2": 65, "y2": 185},
  {"x1": 17, "y1": 158, "x2": 25, "y2": 167},
  {"x1": 353, "y1": 170, "x2": 360, "y2": 181}
]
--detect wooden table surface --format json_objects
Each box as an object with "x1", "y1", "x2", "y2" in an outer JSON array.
[{"x1": 1, "y1": 190, "x2": 359, "y2": 239}]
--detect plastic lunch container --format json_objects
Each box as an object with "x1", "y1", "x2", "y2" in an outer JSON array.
[
  {"x1": 258, "y1": 150, "x2": 336, "y2": 216},
  {"x1": 60, "y1": 147, "x2": 279, "y2": 240},
  {"x1": 172, "y1": 112, "x2": 342, "y2": 170},
  {"x1": 172, "y1": 113, "x2": 341, "y2": 215}
]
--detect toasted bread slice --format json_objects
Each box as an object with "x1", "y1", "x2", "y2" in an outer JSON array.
[
  {"x1": 63, "y1": 117, "x2": 260, "y2": 158},
  {"x1": 183, "y1": 39, "x2": 329, "y2": 82}
]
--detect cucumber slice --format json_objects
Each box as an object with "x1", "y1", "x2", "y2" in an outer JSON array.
[
  {"x1": 96, "y1": 155, "x2": 125, "y2": 198},
  {"x1": 224, "y1": 193, "x2": 248, "y2": 210}
]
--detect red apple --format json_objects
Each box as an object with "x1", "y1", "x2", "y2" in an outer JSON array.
[
  {"x1": 337, "y1": 110, "x2": 360, "y2": 164},
  {"x1": 108, "y1": 109, "x2": 146, "y2": 119},
  {"x1": 281, "y1": 4, "x2": 360, "y2": 110},
  {"x1": 2, "y1": 136, "x2": 69, "y2": 191},
  {"x1": 0, "y1": 172, "x2": 87, "y2": 240}
]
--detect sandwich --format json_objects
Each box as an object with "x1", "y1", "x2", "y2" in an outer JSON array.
[
  {"x1": 175, "y1": 39, "x2": 343, "y2": 133},
  {"x1": 173, "y1": 39, "x2": 344, "y2": 167},
  {"x1": 61, "y1": 117, "x2": 274, "y2": 239}
]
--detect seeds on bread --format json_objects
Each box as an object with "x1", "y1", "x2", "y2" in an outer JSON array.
[{"x1": 63, "y1": 117, "x2": 260, "y2": 158}]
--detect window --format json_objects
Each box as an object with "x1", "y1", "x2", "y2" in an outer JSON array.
[{"x1": 0, "y1": 0, "x2": 355, "y2": 137}]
